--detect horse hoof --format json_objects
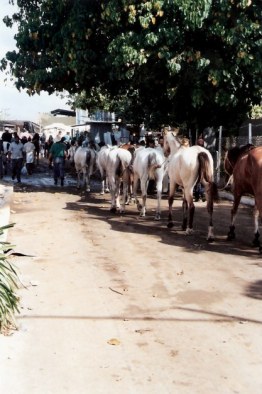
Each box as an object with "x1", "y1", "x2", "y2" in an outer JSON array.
[
  {"x1": 100, "y1": 192, "x2": 105, "y2": 195},
  {"x1": 167, "y1": 222, "x2": 174, "y2": 229},
  {"x1": 110, "y1": 207, "x2": 117, "y2": 213},
  {"x1": 154, "y1": 215, "x2": 160, "y2": 221},
  {"x1": 227, "y1": 233, "x2": 235, "y2": 241},
  {"x1": 186, "y1": 228, "x2": 194, "y2": 235},
  {"x1": 139, "y1": 212, "x2": 146, "y2": 217},
  {"x1": 207, "y1": 237, "x2": 214, "y2": 243}
]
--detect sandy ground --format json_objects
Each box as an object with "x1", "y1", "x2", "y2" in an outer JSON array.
[{"x1": 0, "y1": 161, "x2": 262, "y2": 394}]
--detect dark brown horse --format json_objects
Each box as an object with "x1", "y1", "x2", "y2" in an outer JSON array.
[{"x1": 224, "y1": 144, "x2": 262, "y2": 252}]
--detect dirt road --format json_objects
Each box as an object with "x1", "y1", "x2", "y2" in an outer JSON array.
[{"x1": 0, "y1": 169, "x2": 262, "y2": 393}]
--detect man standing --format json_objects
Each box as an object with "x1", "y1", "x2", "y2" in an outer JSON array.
[
  {"x1": 8, "y1": 133, "x2": 24, "y2": 183},
  {"x1": 49, "y1": 137, "x2": 67, "y2": 186},
  {"x1": 23, "y1": 137, "x2": 35, "y2": 175}
]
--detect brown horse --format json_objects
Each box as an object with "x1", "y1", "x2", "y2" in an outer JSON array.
[{"x1": 224, "y1": 144, "x2": 262, "y2": 252}]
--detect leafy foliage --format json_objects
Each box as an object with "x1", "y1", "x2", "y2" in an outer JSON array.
[
  {"x1": 1, "y1": 0, "x2": 261, "y2": 131},
  {"x1": 0, "y1": 224, "x2": 20, "y2": 335}
]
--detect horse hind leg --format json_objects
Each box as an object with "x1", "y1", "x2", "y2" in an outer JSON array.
[
  {"x1": 154, "y1": 178, "x2": 162, "y2": 221},
  {"x1": 182, "y1": 198, "x2": 188, "y2": 230},
  {"x1": 205, "y1": 182, "x2": 215, "y2": 242},
  {"x1": 132, "y1": 175, "x2": 141, "y2": 212},
  {"x1": 252, "y1": 206, "x2": 260, "y2": 248},
  {"x1": 167, "y1": 183, "x2": 176, "y2": 228},
  {"x1": 186, "y1": 203, "x2": 195, "y2": 235},
  {"x1": 139, "y1": 177, "x2": 148, "y2": 217},
  {"x1": 227, "y1": 194, "x2": 241, "y2": 241}
]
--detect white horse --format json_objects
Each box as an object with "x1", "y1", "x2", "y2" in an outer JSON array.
[
  {"x1": 68, "y1": 145, "x2": 76, "y2": 165},
  {"x1": 106, "y1": 147, "x2": 132, "y2": 213},
  {"x1": 132, "y1": 146, "x2": 167, "y2": 220},
  {"x1": 74, "y1": 146, "x2": 97, "y2": 191},
  {"x1": 163, "y1": 129, "x2": 218, "y2": 241},
  {"x1": 96, "y1": 145, "x2": 113, "y2": 194}
]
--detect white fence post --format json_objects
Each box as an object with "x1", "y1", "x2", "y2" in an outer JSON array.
[{"x1": 217, "y1": 125, "x2": 223, "y2": 184}]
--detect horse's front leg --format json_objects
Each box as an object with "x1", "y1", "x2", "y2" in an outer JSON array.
[
  {"x1": 167, "y1": 183, "x2": 176, "y2": 228},
  {"x1": 100, "y1": 179, "x2": 105, "y2": 195},
  {"x1": 105, "y1": 176, "x2": 110, "y2": 193},
  {"x1": 227, "y1": 194, "x2": 241, "y2": 240},
  {"x1": 76, "y1": 170, "x2": 81, "y2": 189},
  {"x1": 86, "y1": 172, "x2": 91, "y2": 192}
]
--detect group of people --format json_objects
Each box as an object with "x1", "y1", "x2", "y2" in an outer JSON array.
[{"x1": 0, "y1": 129, "x2": 42, "y2": 182}]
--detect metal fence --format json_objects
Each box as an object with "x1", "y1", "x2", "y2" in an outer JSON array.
[{"x1": 222, "y1": 135, "x2": 262, "y2": 150}]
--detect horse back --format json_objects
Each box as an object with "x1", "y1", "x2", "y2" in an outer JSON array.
[{"x1": 232, "y1": 147, "x2": 262, "y2": 196}]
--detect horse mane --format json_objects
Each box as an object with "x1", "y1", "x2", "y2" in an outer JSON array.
[{"x1": 227, "y1": 143, "x2": 255, "y2": 165}]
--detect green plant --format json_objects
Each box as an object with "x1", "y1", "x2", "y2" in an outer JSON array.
[{"x1": 0, "y1": 224, "x2": 20, "y2": 335}]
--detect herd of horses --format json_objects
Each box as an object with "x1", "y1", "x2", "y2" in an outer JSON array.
[{"x1": 69, "y1": 130, "x2": 262, "y2": 254}]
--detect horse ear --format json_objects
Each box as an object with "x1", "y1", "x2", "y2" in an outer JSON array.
[
  {"x1": 173, "y1": 127, "x2": 179, "y2": 135},
  {"x1": 163, "y1": 127, "x2": 169, "y2": 135}
]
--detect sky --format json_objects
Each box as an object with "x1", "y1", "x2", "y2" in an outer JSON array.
[{"x1": 0, "y1": 0, "x2": 71, "y2": 123}]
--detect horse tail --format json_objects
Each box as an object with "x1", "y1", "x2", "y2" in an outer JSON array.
[
  {"x1": 115, "y1": 154, "x2": 123, "y2": 177},
  {"x1": 148, "y1": 152, "x2": 161, "y2": 179},
  {"x1": 198, "y1": 152, "x2": 213, "y2": 183},
  {"x1": 198, "y1": 152, "x2": 219, "y2": 203},
  {"x1": 85, "y1": 149, "x2": 91, "y2": 166}
]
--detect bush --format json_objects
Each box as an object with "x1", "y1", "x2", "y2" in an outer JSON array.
[{"x1": 0, "y1": 224, "x2": 20, "y2": 335}]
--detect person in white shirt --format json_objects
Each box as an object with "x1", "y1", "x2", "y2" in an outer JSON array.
[
  {"x1": 8, "y1": 133, "x2": 24, "y2": 183},
  {"x1": 23, "y1": 137, "x2": 35, "y2": 175}
]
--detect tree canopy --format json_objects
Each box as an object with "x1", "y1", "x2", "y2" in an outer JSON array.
[{"x1": 2, "y1": 0, "x2": 261, "y2": 131}]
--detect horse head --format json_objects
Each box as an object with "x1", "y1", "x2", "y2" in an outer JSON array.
[
  {"x1": 180, "y1": 137, "x2": 190, "y2": 147},
  {"x1": 224, "y1": 144, "x2": 255, "y2": 176},
  {"x1": 163, "y1": 128, "x2": 182, "y2": 156}
]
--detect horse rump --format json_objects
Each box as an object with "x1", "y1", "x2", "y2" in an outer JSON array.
[{"x1": 198, "y1": 152, "x2": 219, "y2": 203}]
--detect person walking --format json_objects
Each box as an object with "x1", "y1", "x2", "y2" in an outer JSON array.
[
  {"x1": 49, "y1": 136, "x2": 67, "y2": 186},
  {"x1": 44, "y1": 135, "x2": 54, "y2": 159},
  {"x1": 8, "y1": 133, "x2": 24, "y2": 183},
  {"x1": 23, "y1": 137, "x2": 35, "y2": 175},
  {"x1": 32, "y1": 132, "x2": 40, "y2": 165}
]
